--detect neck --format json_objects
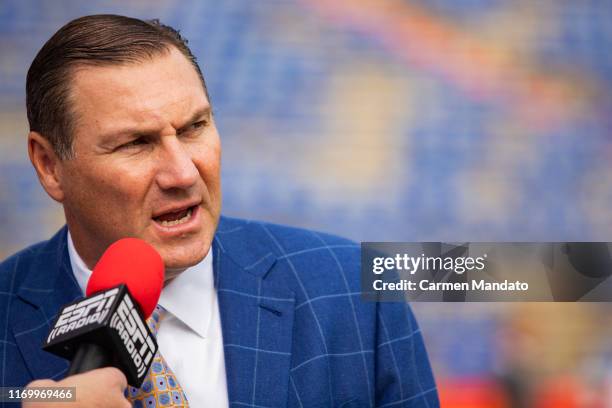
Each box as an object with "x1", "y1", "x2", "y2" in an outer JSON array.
[{"x1": 164, "y1": 267, "x2": 187, "y2": 286}]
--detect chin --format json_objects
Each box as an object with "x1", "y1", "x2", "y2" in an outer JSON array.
[
  {"x1": 159, "y1": 245, "x2": 209, "y2": 270},
  {"x1": 145, "y1": 224, "x2": 215, "y2": 271},
  {"x1": 162, "y1": 254, "x2": 205, "y2": 270}
]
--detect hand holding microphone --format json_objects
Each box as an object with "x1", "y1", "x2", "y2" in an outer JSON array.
[{"x1": 24, "y1": 367, "x2": 130, "y2": 408}]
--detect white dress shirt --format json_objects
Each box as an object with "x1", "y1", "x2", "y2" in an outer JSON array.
[{"x1": 67, "y1": 232, "x2": 229, "y2": 407}]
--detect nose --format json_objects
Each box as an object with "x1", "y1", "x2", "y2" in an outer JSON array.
[{"x1": 155, "y1": 137, "x2": 199, "y2": 191}]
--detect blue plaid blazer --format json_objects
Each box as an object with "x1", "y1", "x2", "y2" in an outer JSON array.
[{"x1": 0, "y1": 216, "x2": 438, "y2": 407}]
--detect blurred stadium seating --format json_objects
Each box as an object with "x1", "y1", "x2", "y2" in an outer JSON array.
[{"x1": 1, "y1": 1, "x2": 611, "y2": 406}]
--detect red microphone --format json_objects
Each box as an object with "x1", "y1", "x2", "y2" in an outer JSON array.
[
  {"x1": 87, "y1": 238, "x2": 164, "y2": 318},
  {"x1": 44, "y1": 238, "x2": 165, "y2": 386}
]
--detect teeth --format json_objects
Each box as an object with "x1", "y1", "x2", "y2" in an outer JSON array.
[{"x1": 159, "y1": 209, "x2": 192, "y2": 227}]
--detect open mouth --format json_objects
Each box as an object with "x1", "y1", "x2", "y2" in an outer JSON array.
[{"x1": 153, "y1": 205, "x2": 197, "y2": 227}]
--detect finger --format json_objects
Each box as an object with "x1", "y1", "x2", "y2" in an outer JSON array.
[
  {"x1": 97, "y1": 367, "x2": 128, "y2": 390},
  {"x1": 26, "y1": 378, "x2": 56, "y2": 388}
]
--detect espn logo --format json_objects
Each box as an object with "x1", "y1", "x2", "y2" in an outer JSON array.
[
  {"x1": 109, "y1": 295, "x2": 156, "y2": 377},
  {"x1": 47, "y1": 288, "x2": 118, "y2": 343}
]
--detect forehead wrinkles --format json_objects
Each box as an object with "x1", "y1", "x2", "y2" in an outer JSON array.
[{"x1": 69, "y1": 58, "x2": 203, "y2": 138}]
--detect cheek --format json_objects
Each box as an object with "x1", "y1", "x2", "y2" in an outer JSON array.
[
  {"x1": 193, "y1": 138, "x2": 221, "y2": 183},
  {"x1": 67, "y1": 161, "x2": 153, "y2": 222}
]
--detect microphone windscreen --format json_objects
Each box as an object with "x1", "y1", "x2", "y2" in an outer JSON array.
[{"x1": 86, "y1": 238, "x2": 164, "y2": 319}]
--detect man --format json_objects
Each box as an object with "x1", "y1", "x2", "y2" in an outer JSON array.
[{"x1": 0, "y1": 14, "x2": 439, "y2": 407}]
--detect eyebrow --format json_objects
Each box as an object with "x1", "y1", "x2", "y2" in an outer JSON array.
[{"x1": 98, "y1": 105, "x2": 212, "y2": 146}]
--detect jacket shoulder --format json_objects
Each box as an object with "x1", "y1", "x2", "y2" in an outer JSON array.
[
  {"x1": 217, "y1": 215, "x2": 359, "y2": 260},
  {"x1": 0, "y1": 227, "x2": 67, "y2": 294},
  {"x1": 216, "y1": 216, "x2": 361, "y2": 294},
  {"x1": 0, "y1": 240, "x2": 49, "y2": 293}
]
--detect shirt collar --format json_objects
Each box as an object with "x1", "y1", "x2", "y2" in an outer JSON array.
[{"x1": 67, "y1": 231, "x2": 214, "y2": 338}]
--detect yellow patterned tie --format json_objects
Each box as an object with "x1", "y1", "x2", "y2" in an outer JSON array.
[{"x1": 127, "y1": 305, "x2": 189, "y2": 407}]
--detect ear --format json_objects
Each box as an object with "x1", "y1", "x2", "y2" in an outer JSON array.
[{"x1": 28, "y1": 131, "x2": 65, "y2": 202}]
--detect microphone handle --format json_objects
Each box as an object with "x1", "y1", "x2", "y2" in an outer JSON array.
[{"x1": 67, "y1": 342, "x2": 114, "y2": 376}]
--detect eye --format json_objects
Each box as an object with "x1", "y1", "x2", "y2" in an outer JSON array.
[
  {"x1": 177, "y1": 120, "x2": 208, "y2": 138},
  {"x1": 190, "y1": 120, "x2": 207, "y2": 130},
  {"x1": 118, "y1": 137, "x2": 148, "y2": 150}
]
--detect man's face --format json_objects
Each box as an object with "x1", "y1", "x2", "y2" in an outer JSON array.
[{"x1": 59, "y1": 47, "x2": 221, "y2": 277}]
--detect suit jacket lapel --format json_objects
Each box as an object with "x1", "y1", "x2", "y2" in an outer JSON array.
[
  {"x1": 12, "y1": 227, "x2": 82, "y2": 380},
  {"x1": 214, "y1": 227, "x2": 295, "y2": 407}
]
